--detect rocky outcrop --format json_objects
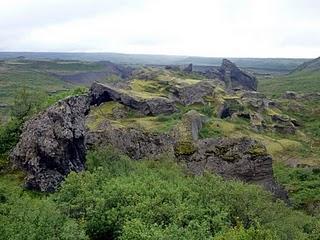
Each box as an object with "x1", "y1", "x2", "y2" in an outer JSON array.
[
  {"x1": 283, "y1": 91, "x2": 299, "y2": 100},
  {"x1": 219, "y1": 59, "x2": 257, "y2": 91},
  {"x1": 183, "y1": 63, "x2": 193, "y2": 73},
  {"x1": 282, "y1": 91, "x2": 320, "y2": 101},
  {"x1": 172, "y1": 110, "x2": 207, "y2": 155},
  {"x1": 10, "y1": 95, "x2": 90, "y2": 192},
  {"x1": 177, "y1": 137, "x2": 287, "y2": 200},
  {"x1": 169, "y1": 81, "x2": 215, "y2": 105},
  {"x1": 89, "y1": 82, "x2": 177, "y2": 115},
  {"x1": 271, "y1": 114, "x2": 298, "y2": 134},
  {"x1": 217, "y1": 99, "x2": 244, "y2": 119},
  {"x1": 86, "y1": 122, "x2": 174, "y2": 160}
]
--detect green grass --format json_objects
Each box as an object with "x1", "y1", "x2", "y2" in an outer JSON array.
[
  {"x1": 258, "y1": 71, "x2": 320, "y2": 97},
  {"x1": 0, "y1": 71, "x2": 73, "y2": 105},
  {"x1": 6, "y1": 59, "x2": 106, "y2": 72}
]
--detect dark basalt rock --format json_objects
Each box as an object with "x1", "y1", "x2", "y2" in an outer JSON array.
[
  {"x1": 219, "y1": 59, "x2": 257, "y2": 91},
  {"x1": 177, "y1": 137, "x2": 287, "y2": 200},
  {"x1": 171, "y1": 110, "x2": 207, "y2": 155},
  {"x1": 282, "y1": 91, "x2": 320, "y2": 101},
  {"x1": 89, "y1": 82, "x2": 177, "y2": 115},
  {"x1": 169, "y1": 81, "x2": 215, "y2": 105},
  {"x1": 183, "y1": 63, "x2": 193, "y2": 73},
  {"x1": 217, "y1": 99, "x2": 244, "y2": 119},
  {"x1": 271, "y1": 114, "x2": 297, "y2": 134},
  {"x1": 86, "y1": 122, "x2": 175, "y2": 160},
  {"x1": 10, "y1": 95, "x2": 90, "y2": 192},
  {"x1": 283, "y1": 91, "x2": 300, "y2": 100}
]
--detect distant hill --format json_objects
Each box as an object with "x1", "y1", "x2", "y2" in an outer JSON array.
[
  {"x1": 291, "y1": 56, "x2": 320, "y2": 74},
  {"x1": 0, "y1": 52, "x2": 309, "y2": 74},
  {"x1": 259, "y1": 57, "x2": 320, "y2": 97}
]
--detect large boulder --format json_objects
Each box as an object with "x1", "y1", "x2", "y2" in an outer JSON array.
[
  {"x1": 271, "y1": 114, "x2": 297, "y2": 134},
  {"x1": 86, "y1": 122, "x2": 174, "y2": 160},
  {"x1": 10, "y1": 95, "x2": 90, "y2": 192},
  {"x1": 219, "y1": 59, "x2": 257, "y2": 91},
  {"x1": 169, "y1": 81, "x2": 215, "y2": 105},
  {"x1": 177, "y1": 137, "x2": 287, "y2": 200},
  {"x1": 89, "y1": 82, "x2": 177, "y2": 115},
  {"x1": 172, "y1": 110, "x2": 207, "y2": 155},
  {"x1": 182, "y1": 63, "x2": 193, "y2": 73},
  {"x1": 217, "y1": 98, "x2": 244, "y2": 119}
]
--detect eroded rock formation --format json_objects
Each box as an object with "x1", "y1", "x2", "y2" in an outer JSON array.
[
  {"x1": 86, "y1": 122, "x2": 174, "y2": 160},
  {"x1": 169, "y1": 81, "x2": 215, "y2": 105},
  {"x1": 11, "y1": 95, "x2": 90, "y2": 192},
  {"x1": 220, "y1": 59, "x2": 257, "y2": 91},
  {"x1": 11, "y1": 77, "x2": 287, "y2": 198},
  {"x1": 177, "y1": 137, "x2": 287, "y2": 200},
  {"x1": 90, "y1": 82, "x2": 177, "y2": 115}
]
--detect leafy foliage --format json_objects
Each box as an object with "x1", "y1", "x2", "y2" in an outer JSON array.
[
  {"x1": 274, "y1": 163, "x2": 320, "y2": 216},
  {"x1": 51, "y1": 148, "x2": 320, "y2": 240},
  {"x1": 0, "y1": 175, "x2": 88, "y2": 240}
]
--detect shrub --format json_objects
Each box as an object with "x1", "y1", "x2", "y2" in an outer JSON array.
[
  {"x1": 54, "y1": 148, "x2": 319, "y2": 240},
  {"x1": 0, "y1": 177, "x2": 87, "y2": 240}
]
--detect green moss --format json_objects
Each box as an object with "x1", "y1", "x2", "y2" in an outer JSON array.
[
  {"x1": 247, "y1": 144, "x2": 266, "y2": 156},
  {"x1": 86, "y1": 102, "x2": 123, "y2": 130},
  {"x1": 174, "y1": 141, "x2": 197, "y2": 155}
]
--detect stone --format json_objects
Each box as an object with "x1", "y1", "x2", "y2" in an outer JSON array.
[
  {"x1": 171, "y1": 110, "x2": 207, "y2": 155},
  {"x1": 183, "y1": 63, "x2": 193, "y2": 73},
  {"x1": 177, "y1": 137, "x2": 287, "y2": 200},
  {"x1": 271, "y1": 114, "x2": 297, "y2": 134},
  {"x1": 86, "y1": 121, "x2": 174, "y2": 160},
  {"x1": 89, "y1": 82, "x2": 177, "y2": 115},
  {"x1": 217, "y1": 99, "x2": 244, "y2": 119},
  {"x1": 219, "y1": 59, "x2": 257, "y2": 91},
  {"x1": 283, "y1": 91, "x2": 299, "y2": 99},
  {"x1": 169, "y1": 81, "x2": 215, "y2": 105},
  {"x1": 10, "y1": 95, "x2": 90, "y2": 192}
]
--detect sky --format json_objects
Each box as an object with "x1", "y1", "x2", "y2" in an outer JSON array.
[{"x1": 0, "y1": 0, "x2": 319, "y2": 58}]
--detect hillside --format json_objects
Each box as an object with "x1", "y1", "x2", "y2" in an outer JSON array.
[
  {"x1": 291, "y1": 57, "x2": 320, "y2": 74},
  {"x1": 258, "y1": 57, "x2": 320, "y2": 97},
  {"x1": 0, "y1": 59, "x2": 133, "y2": 121}
]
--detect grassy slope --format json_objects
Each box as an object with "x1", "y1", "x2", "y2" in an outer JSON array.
[
  {"x1": 258, "y1": 70, "x2": 320, "y2": 98},
  {"x1": 257, "y1": 62, "x2": 320, "y2": 215},
  {"x1": 0, "y1": 59, "x2": 112, "y2": 122}
]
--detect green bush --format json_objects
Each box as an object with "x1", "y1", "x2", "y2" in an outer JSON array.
[
  {"x1": 0, "y1": 119, "x2": 22, "y2": 156},
  {"x1": 53, "y1": 148, "x2": 319, "y2": 240},
  {"x1": 274, "y1": 163, "x2": 320, "y2": 216},
  {"x1": 1, "y1": 147, "x2": 319, "y2": 239},
  {"x1": 0, "y1": 176, "x2": 87, "y2": 240}
]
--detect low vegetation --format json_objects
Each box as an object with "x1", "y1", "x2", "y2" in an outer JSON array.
[
  {"x1": 258, "y1": 71, "x2": 320, "y2": 98},
  {"x1": 1, "y1": 147, "x2": 319, "y2": 239}
]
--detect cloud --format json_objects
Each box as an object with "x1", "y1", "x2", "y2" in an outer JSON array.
[{"x1": 0, "y1": 0, "x2": 319, "y2": 58}]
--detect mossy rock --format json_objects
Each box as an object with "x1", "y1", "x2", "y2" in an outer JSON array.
[
  {"x1": 247, "y1": 144, "x2": 267, "y2": 156},
  {"x1": 174, "y1": 141, "x2": 197, "y2": 155}
]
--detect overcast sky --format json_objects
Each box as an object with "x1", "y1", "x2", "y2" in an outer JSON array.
[{"x1": 1, "y1": 0, "x2": 319, "y2": 58}]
